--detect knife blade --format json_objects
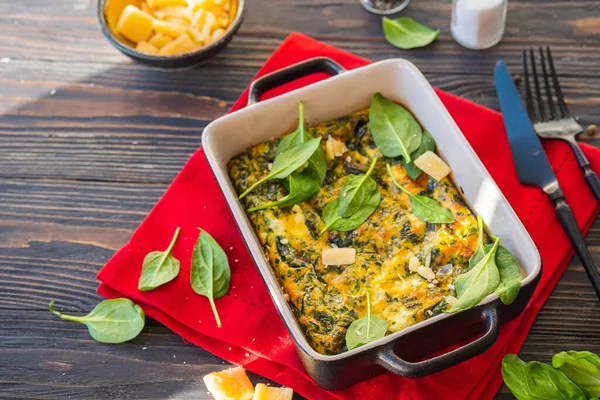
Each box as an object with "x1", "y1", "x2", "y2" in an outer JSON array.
[
  {"x1": 494, "y1": 61, "x2": 558, "y2": 194},
  {"x1": 494, "y1": 60, "x2": 600, "y2": 300}
]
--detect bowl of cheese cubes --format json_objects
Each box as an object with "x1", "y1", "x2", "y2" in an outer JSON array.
[{"x1": 98, "y1": 0, "x2": 245, "y2": 68}]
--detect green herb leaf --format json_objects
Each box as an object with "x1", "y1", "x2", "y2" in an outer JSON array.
[
  {"x1": 382, "y1": 17, "x2": 440, "y2": 50},
  {"x1": 345, "y1": 289, "x2": 388, "y2": 350},
  {"x1": 502, "y1": 354, "x2": 588, "y2": 400},
  {"x1": 320, "y1": 190, "x2": 381, "y2": 235},
  {"x1": 239, "y1": 137, "x2": 322, "y2": 199},
  {"x1": 138, "y1": 227, "x2": 181, "y2": 291},
  {"x1": 553, "y1": 351, "x2": 600, "y2": 398},
  {"x1": 249, "y1": 103, "x2": 327, "y2": 211},
  {"x1": 338, "y1": 157, "x2": 378, "y2": 217},
  {"x1": 468, "y1": 215, "x2": 486, "y2": 270},
  {"x1": 387, "y1": 164, "x2": 454, "y2": 224},
  {"x1": 369, "y1": 93, "x2": 422, "y2": 161},
  {"x1": 403, "y1": 131, "x2": 435, "y2": 180},
  {"x1": 447, "y1": 238, "x2": 500, "y2": 314},
  {"x1": 494, "y1": 245, "x2": 522, "y2": 305},
  {"x1": 48, "y1": 298, "x2": 145, "y2": 344},
  {"x1": 190, "y1": 229, "x2": 231, "y2": 328},
  {"x1": 249, "y1": 170, "x2": 320, "y2": 212}
]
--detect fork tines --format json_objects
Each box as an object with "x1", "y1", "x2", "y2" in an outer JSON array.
[{"x1": 522, "y1": 47, "x2": 570, "y2": 122}]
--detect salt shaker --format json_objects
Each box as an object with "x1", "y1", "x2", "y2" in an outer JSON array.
[{"x1": 451, "y1": 0, "x2": 508, "y2": 50}]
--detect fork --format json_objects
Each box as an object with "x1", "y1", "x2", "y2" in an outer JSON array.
[{"x1": 522, "y1": 47, "x2": 600, "y2": 203}]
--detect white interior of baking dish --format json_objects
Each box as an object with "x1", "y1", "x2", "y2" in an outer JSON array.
[{"x1": 203, "y1": 58, "x2": 541, "y2": 360}]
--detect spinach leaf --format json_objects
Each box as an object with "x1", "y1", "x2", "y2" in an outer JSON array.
[
  {"x1": 553, "y1": 351, "x2": 600, "y2": 398},
  {"x1": 403, "y1": 131, "x2": 435, "y2": 180},
  {"x1": 48, "y1": 298, "x2": 145, "y2": 344},
  {"x1": 248, "y1": 170, "x2": 320, "y2": 211},
  {"x1": 387, "y1": 164, "x2": 454, "y2": 224},
  {"x1": 239, "y1": 137, "x2": 322, "y2": 199},
  {"x1": 138, "y1": 227, "x2": 181, "y2": 291},
  {"x1": 345, "y1": 289, "x2": 388, "y2": 350},
  {"x1": 338, "y1": 157, "x2": 378, "y2": 218},
  {"x1": 249, "y1": 103, "x2": 327, "y2": 211},
  {"x1": 382, "y1": 17, "x2": 440, "y2": 50},
  {"x1": 494, "y1": 245, "x2": 522, "y2": 306},
  {"x1": 369, "y1": 93, "x2": 422, "y2": 161},
  {"x1": 468, "y1": 215, "x2": 486, "y2": 270},
  {"x1": 190, "y1": 229, "x2": 231, "y2": 328},
  {"x1": 502, "y1": 354, "x2": 588, "y2": 400},
  {"x1": 320, "y1": 190, "x2": 381, "y2": 235},
  {"x1": 447, "y1": 238, "x2": 500, "y2": 314}
]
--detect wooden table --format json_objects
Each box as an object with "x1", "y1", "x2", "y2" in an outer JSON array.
[{"x1": 2, "y1": 0, "x2": 600, "y2": 398}]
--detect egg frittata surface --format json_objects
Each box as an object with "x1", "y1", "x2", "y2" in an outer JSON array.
[{"x1": 228, "y1": 109, "x2": 479, "y2": 355}]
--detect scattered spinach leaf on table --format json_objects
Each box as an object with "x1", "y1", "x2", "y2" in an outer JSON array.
[
  {"x1": 238, "y1": 136, "x2": 322, "y2": 199},
  {"x1": 447, "y1": 238, "x2": 500, "y2": 314},
  {"x1": 382, "y1": 17, "x2": 440, "y2": 50},
  {"x1": 403, "y1": 130, "x2": 435, "y2": 180},
  {"x1": 338, "y1": 157, "x2": 379, "y2": 217},
  {"x1": 369, "y1": 93, "x2": 422, "y2": 161},
  {"x1": 249, "y1": 102, "x2": 327, "y2": 211},
  {"x1": 502, "y1": 354, "x2": 588, "y2": 400},
  {"x1": 387, "y1": 164, "x2": 454, "y2": 224},
  {"x1": 48, "y1": 298, "x2": 145, "y2": 344},
  {"x1": 345, "y1": 289, "x2": 388, "y2": 350},
  {"x1": 190, "y1": 229, "x2": 231, "y2": 328},
  {"x1": 553, "y1": 351, "x2": 600, "y2": 398},
  {"x1": 138, "y1": 227, "x2": 181, "y2": 291}
]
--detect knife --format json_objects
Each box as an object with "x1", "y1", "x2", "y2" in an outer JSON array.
[{"x1": 495, "y1": 61, "x2": 600, "y2": 300}]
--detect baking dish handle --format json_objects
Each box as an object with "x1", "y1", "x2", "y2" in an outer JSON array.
[
  {"x1": 247, "y1": 57, "x2": 346, "y2": 105},
  {"x1": 375, "y1": 305, "x2": 499, "y2": 378}
]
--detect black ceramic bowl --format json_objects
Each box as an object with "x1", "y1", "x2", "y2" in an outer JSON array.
[{"x1": 96, "y1": 0, "x2": 246, "y2": 69}]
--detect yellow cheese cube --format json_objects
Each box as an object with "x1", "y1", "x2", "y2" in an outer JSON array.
[
  {"x1": 186, "y1": 28, "x2": 207, "y2": 44},
  {"x1": 116, "y1": 5, "x2": 154, "y2": 44},
  {"x1": 211, "y1": 28, "x2": 226, "y2": 42},
  {"x1": 203, "y1": 367, "x2": 255, "y2": 400},
  {"x1": 252, "y1": 384, "x2": 293, "y2": 400},
  {"x1": 135, "y1": 41, "x2": 159, "y2": 54},
  {"x1": 322, "y1": 248, "x2": 356, "y2": 266},
  {"x1": 148, "y1": 32, "x2": 173, "y2": 48},
  {"x1": 146, "y1": 0, "x2": 186, "y2": 8},
  {"x1": 158, "y1": 34, "x2": 197, "y2": 55},
  {"x1": 413, "y1": 151, "x2": 451, "y2": 182},
  {"x1": 152, "y1": 19, "x2": 186, "y2": 37}
]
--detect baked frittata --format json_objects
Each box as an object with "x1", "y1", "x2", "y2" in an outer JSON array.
[{"x1": 228, "y1": 109, "x2": 479, "y2": 355}]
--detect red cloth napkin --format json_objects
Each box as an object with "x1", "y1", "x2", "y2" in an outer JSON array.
[{"x1": 97, "y1": 33, "x2": 600, "y2": 399}]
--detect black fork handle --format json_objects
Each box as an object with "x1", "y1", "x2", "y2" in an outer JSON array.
[
  {"x1": 549, "y1": 188, "x2": 600, "y2": 299},
  {"x1": 570, "y1": 141, "x2": 600, "y2": 203}
]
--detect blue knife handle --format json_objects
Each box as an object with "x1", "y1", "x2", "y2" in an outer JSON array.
[{"x1": 550, "y1": 189, "x2": 600, "y2": 298}]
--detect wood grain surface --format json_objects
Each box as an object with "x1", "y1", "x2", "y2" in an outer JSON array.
[{"x1": 1, "y1": 0, "x2": 600, "y2": 398}]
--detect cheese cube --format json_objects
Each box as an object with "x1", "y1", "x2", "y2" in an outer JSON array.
[
  {"x1": 252, "y1": 383, "x2": 293, "y2": 400},
  {"x1": 152, "y1": 19, "x2": 186, "y2": 37},
  {"x1": 146, "y1": 0, "x2": 187, "y2": 8},
  {"x1": 158, "y1": 34, "x2": 197, "y2": 55},
  {"x1": 116, "y1": 5, "x2": 154, "y2": 44},
  {"x1": 325, "y1": 135, "x2": 348, "y2": 160},
  {"x1": 211, "y1": 28, "x2": 226, "y2": 41},
  {"x1": 186, "y1": 28, "x2": 207, "y2": 44},
  {"x1": 413, "y1": 151, "x2": 451, "y2": 182},
  {"x1": 322, "y1": 248, "x2": 356, "y2": 266},
  {"x1": 203, "y1": 367, "x2": 255, "y2": 400},
  {"x1": 148, "y1": 32, "x2": 173, "y2": 49},
  {"x1": 408, "y1": 256, "x2": 420, "y2": 272},
  {"x1": 418, "y1": 265, "x2": 436, "y2": 281},
  {"x1": 135, "y1": 41, "x2": 159, "y2": 54}
]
